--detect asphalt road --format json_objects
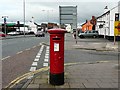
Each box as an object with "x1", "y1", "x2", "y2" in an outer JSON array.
[
  {"x1": 2, "y1": 33, "x2": 118, "y2": 88},
  {"x1": 2, "y1": 34, "x2": 49, "y2": 88},
  {"x1": 64, "y1": 34, "x2": 118, "y2": 63},
  {"x1": 2, "y1": 34, "x2": 49, "y2": 59}
]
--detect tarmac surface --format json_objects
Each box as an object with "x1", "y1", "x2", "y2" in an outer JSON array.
[{"x1": 3, "y1": 34, "x2": 120, "y2": 89}]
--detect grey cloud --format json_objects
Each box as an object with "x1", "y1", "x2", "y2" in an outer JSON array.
[{"x1": 0, "y1": 1, "x2": 118, "y2": 24}]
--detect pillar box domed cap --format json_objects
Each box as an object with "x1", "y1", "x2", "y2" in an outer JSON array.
[{"x1": 48, "y1": 28, "x2": 67, "y2": 34}]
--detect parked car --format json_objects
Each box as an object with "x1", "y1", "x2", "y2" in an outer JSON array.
[
  {"x1": 0, "y1": 32, "x2": 6, "y2": 37},
  {"x1": 28, "y1": 31, "x2": 35, "y2": 35},
  {"x1": 35, "y1": 31, "x2": 45, "y2": 37},
  {"x1": 7, "y1": 31, "x2": 20, "y2": 36},
  {"x1": 78, "y1": 30, "x2": 99, "y2": 38}
]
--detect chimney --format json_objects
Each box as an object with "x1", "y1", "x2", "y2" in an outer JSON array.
[
  {"x1": 32, "y1": 16, "x2": 34, "y2": 23},
  {"x1": 104, "y1": 6, "x2": 108, "y2": 13},
  {"x1": 92, "y1": 16, "x2": 95, "y2": 19}
]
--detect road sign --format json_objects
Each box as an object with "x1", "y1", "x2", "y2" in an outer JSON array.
[
  {"x1": 59, "y1": 6, "x2": 77, "y2": 30},
  {"x1": 114, "y1": 21, "x2": 120, "y2": 36}
]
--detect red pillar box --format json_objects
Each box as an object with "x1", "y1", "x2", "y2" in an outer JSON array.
[{"x1": 48, "y1": 28, "x2": 67, "y2": 85}]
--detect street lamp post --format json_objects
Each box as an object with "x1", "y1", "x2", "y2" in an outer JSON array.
[
  {"x1": 2, "y1": 16, "x2": 8, "y2": 37},
  {"x1": 23, "y1": 0, "x2": 25, "y2": 37}
]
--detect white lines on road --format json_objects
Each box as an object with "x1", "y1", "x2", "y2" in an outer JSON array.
[
  {"x1": 36, "y1": 55, "x2": 40, "y2": 58},
  {"x1": 37, "y1": 53, "x2": 41, "y2": 56},
  {"x1": 44, "y1": 58, "x2": 49, "y2": 62},
  {"x1": 43, "y1": 46, "x2": 50, "y2": 67},
  {"x1": 45, "y1": 55, "x2": 49, "y2": 59},
  {"x1": 30, "y1": 67, "x2": 36, "y2": 71},
  {"x1": 43, "y1": 63, "x2": 48, "y2": 67},
  {"x1": 1, "y1": 56, "x2": 10, "y2": 61},
  {"x1": 34, "y1": 58, "x2": 39, "y2": 62},
  {"x1": 29, "y1": 45, "x2": 49, "y2": 75},
  {"x1": 16, "y1": 51, "x2": 23, "y2": 54},
  {"x1": 32, "y1": 62, "x2": 38, "y2": 66},
  {"x1": 25, "y1": 48, "x2": 31, "y2": 51},
  {"x1": 45, "y1": 53, "x2": 49, "y2": 56},
  {"x1": 29, "y1": 45, "x2": 44, "y2": 72},
  {"x1": 32, "y1": 46, "x2": 36, "y2": 48}
]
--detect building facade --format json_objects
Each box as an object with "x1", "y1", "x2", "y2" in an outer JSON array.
[
  {"x1": 96, "y1": 5, "x2": 119, "y2": 39},
  {"x1": 81, "y1": 16, "x2": 96, "y2": 32},
  {"x1": 81, "y1": 21, "x2": 93, "y2": 32}
]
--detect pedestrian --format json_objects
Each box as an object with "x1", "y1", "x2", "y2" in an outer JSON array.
[{"x1": 73, "y1": 32, "x2": 76, "y2": 39}]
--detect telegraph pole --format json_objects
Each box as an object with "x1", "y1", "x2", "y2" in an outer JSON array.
[{"x1": 23, "y1": 0, "x2": 25, "y2": 37}]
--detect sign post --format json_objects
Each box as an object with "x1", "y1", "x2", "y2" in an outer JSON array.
[{"x1": 114, "y1": 21, "x2": 120, "y2": 45}]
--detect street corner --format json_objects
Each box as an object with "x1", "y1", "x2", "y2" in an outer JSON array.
[{"x1": 106, "y1": 43, "x2": 118, "y2": 51}]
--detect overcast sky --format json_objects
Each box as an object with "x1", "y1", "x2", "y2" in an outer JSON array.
[{"x1": 0, "y1": 0, "x2": 119, "y2": 25}]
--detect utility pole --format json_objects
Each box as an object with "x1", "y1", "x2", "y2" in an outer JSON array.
[{"x1": 23, "y1": 0, "x2": 25, "y2": 37}]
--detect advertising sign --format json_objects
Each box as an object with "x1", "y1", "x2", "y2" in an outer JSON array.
[{"x1": 114, "y1": 21, "x2": 120, "y2": 36}]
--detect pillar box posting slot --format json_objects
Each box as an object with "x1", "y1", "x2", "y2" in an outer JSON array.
[{"x1": 48, "y1": 28, "x2": 67, "y2": 85}]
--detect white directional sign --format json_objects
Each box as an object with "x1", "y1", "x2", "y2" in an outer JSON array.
[{"x1": 59, "y1": 6, "x2": 77, "y2": 30}]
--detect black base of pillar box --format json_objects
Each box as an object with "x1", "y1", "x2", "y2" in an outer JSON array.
[{"x1": 50, "y1": 72, "x2": 64, "y2": 85}]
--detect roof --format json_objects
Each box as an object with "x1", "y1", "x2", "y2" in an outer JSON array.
[
  {"x1": 81, "y1": 22, "x2": 86, "y2": 26},
  {"x1": 96, "y1": 10, "x2": 110, "y2": 19},
  {"x1": 97, "y1": 5, "x2": 118, "y2": 19}
]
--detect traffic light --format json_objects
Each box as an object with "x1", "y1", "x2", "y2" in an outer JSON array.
[{"x1": 115, "y1": 13, "x2": 119, "y2": 21}]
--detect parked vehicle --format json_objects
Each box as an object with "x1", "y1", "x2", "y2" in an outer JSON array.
[
  {"x1": 78, "y1": 30, "x2": 99, "y2": 38},
  {"x1": 28, "y1": 31, "x2": 35, "y2": 35},
  {"x1": 35, "y1": 31, "x2": 45, "y2": 37},
  {"x1": 7, "y1": 31, "x2": 20, "y2": 36},
  {"x1": 0, "y1": 32, "x2": 6, "y2": 37}
]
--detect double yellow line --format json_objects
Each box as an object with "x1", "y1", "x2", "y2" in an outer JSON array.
[
  {"x1": 5, "y1": 66, "x2": 49, "y2": 89},
  {"x1": 5, "y1": 61, "x2": 110, "y2": 89},
  {"x1": 5, "y1": 62, "x2": 78, "y2": 89}
]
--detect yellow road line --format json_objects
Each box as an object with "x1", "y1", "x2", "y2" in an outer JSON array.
[{"x1": 5, "y1": 61, "x2": 111, "y2": 88}]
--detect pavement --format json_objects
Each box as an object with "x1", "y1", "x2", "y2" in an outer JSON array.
[{"x1": 4, "y1": 33, "x2": 119, "y2": 89}]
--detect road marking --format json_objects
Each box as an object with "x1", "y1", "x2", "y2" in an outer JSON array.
[
  {"x1": 32, "y1": 62, "x2": 38, "y2": 66},
  {"x1": 29, "y1": 67, "x2": 36, "y2": 71},
  {"x1": 6, "y1": 60, "x2": 111, "y2": 88},
  {"x1": 32, "y1": 46, "x2": 36, "y2": 48},
  {"x1": 44, "y1": 58, "x2": 49, "y2": 62},
  {"x1": 43, "y1": 46, "x2": 50, "y2": 67},
  {"x1": 16, "y1": 51, "x2": 23, "y2": 54},
  {"x1": 1, "y1": 56, "x2": 10, "y2": 61},
  {"x1": 29, "y1": 45, "x2": 45, "y2": 72},
  {"x1": 25, "y1": 48, "x2": 30, "y2": 51},
  {"x1": 46, "y1": 50, "x2": 49, "y2": 52},
  {"x1": 34, "y1": 58, "x2": 39, "y2": 62},
  {"x1": 46, "y1": 51, "x2": 49, "y2": 53},
  {"x1": 45, "y1": 55, "x2": 49, "y2": 59},
  {"x1": 39, "y1": 49, "x2": 43, "y2": 51},
  {"x1": 45, "y1": 53, "x2": 49, "y2": 56},
  {"x1": 43, "y1": 63, "x2": 48, "y2": 66},
  {"x1": 37, "y1": 53, "x2": 41, "y2": 56},
  {"x1": 36, "y1": 55, "x2": 40, "y2": 58},
  {"x1": 39, "y1": 51, "x2": 42, "y2": 54},
  {"x1": 27, "y1": 75, "x2": 34, "y2": 79},
  {"x1": 46, "y1": 47, "x2": 49, "y2": 49}
]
